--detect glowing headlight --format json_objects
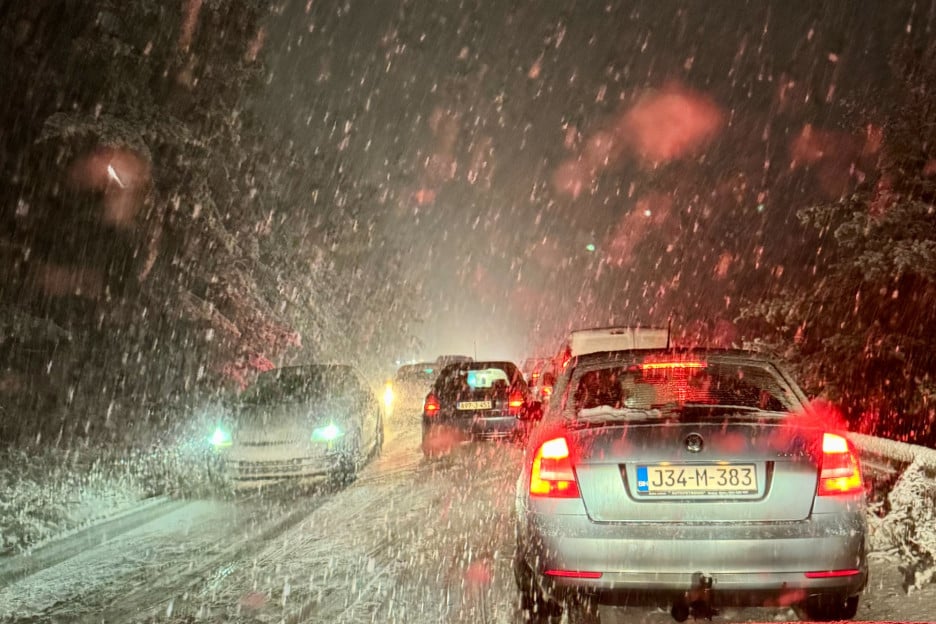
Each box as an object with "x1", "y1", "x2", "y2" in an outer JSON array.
[
  {"x1": 311, "y1": 423, "x2": 344, "y2": 442},
  {"x1": 383, "y1": 381, "x2": 395, "y2": 409},
  {"x1": 209, "y1": 426, "x2": 232, "y2": 447}
]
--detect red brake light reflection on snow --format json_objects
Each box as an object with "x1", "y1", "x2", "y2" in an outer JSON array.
[
  {"x1": 817, "y1": 432, "x2": 863, "y2": 496},
  {"x1": 530, "y1": 437, "x2": 579, "y2": 498}
]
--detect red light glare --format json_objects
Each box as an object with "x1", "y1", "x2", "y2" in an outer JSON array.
[
  {"x1": 639, "y1": 361, "x2": 706, "y2": 370},
  {"x1": 822, "y1": 432, "x2": 849, "y2": 454},
  {"x1": 423, "y1": 394, "x2": 441, "y2": 416},
  {"x1": 817, "y1": 433, "x2": 863, "y2": 496},
  {"x1": 544, "y1": 569, "x2": 602, "y2": 579},
  {"x1": 804, "y1": 569, "x2": 861, "y2": 579}
]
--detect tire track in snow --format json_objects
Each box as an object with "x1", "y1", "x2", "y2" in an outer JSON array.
[
  {"x1": 73, "y1": 491, "x2": 332, "y2": 623},
  {"x1": 0, "y1": 495, "x2": 184, "y2": 589}
]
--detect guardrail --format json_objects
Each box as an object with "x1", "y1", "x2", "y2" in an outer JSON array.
[{"x1": 848, "y1": 432, "x2": 936, "y2": 476}]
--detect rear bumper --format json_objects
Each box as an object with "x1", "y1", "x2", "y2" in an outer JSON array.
[
  {"x1": 519, "y1": 511, "x2": 867, "y2": 604},
  {"x1": 423, "y1": 416, "x2": 521, "y2": 441}
]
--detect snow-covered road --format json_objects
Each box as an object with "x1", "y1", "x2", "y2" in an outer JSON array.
[{"x1": 1, "y1": 410, "x2": 934, "y2": 623}]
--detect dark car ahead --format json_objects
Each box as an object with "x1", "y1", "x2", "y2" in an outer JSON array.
[
  {"x1": 211, "y1": 364, "x2": 384, "y2": 488},
  {"x1": 514, "y1": 349, "x2": 867, "y2": 623},
  {"x1": 421, "y1": 360, "x2": 540, "y2": 457}
]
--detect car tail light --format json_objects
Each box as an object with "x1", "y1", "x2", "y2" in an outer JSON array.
[
  {"x1": 639, "y1": 360, "x2": 706, "y2": 370},
  {"x1": 817, "y1": 432, "x2": 863, "y2": 496},
  {"x1": 423, "y1": 394, "x2": 440, "y2": 417},
  {"x1": 508, "y1": 390, "x2": 524, "y2": 415},
  {"x1": 540, "y1": 385, "x2": 553, "y2": 399},
  {"x1": 530, "y1": 436, "x2": 579, "y2": 498}
]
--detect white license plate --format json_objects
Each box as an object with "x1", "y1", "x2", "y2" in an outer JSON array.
[
  {"x1": 456, "y1": 400, "x2": 493, "y2": 410},
  {"x1": 635, "y1": 464, "x2": 757, "y2": 495}
]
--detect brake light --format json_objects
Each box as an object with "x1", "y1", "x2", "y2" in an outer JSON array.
[
  {"x1": 508, "y1": 390, "x2": 524, "y2": 416},
  {"x1": 560, "y1": 347, "x2": 572, "y2": 370},
  {"x1": 541, "y1": 385, "x2": 553, "y2": 398},
  {"x1": 423, "y1": 394, "x2": 440, "y2": 417},
  {"x1": 817, "y1": 433, "x2": 863, "y2": 495},
  {"x1": 639, "y1": 361, "x2": 706, "y2": 370},
  {"x1": 530, "y1": 437, "x2": 579, "y2": 498}
]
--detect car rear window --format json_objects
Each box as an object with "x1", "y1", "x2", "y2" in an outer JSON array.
[
  {"x1": 570, "y1": 359, "x2": 799, "y2": 414},
  {"x1": 433, "y1": 362, "x2": 524, "y2": 399}
]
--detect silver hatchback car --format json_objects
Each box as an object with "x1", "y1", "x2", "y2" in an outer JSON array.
[{"x1": 513, "y1": 349, "x2": 867, "y2": 623}]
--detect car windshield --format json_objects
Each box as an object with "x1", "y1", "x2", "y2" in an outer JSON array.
[
  {"x1": 4, "y1": 2, "x2": 936, "y2": 623},
  {"x1": 240, "y1": 367, "x2": 357, "y2": 406}
]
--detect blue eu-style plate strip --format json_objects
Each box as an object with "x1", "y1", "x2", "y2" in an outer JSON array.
[{"x1": 636, "y1": 466, "x2": 649, "y2": 492}]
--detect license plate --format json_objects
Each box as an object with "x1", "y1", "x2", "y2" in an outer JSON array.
[
  {"x1": 457, "y1": 400, "x2": 493, "y2": 410},
  {"x1": 635, "y1": 464, "x2": 757, "y2": 496}
]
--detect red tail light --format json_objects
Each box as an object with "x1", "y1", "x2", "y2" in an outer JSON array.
[
  {"x1": 639, "y1": 361, "x2": 706, "y2": 370},
  {"x1": 508, "y1": 390, "x2": 524, "y2": 415},
  {"x1": 541, "y1": 385, "x2": 553, "y2": 399},
  {"x1": 560, "y1": 347, "x2": 572, "y2": 370},
  {"x1": 817, "y1": 433, "x2": 863, "y2": 496},
  {"x1": 530, "y1": 437, "x2": 579, "y2": 498},
  {"x1": 423, "y1": 394, "x2": 440, "y2": 417}
]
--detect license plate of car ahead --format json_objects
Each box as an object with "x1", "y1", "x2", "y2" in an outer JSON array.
[
  {"x1": 456, "y1": 400, "x2": 493, "y2": 410},
  {"x1": 635, "y1": 464, "x2": 757, "y2": 496}
]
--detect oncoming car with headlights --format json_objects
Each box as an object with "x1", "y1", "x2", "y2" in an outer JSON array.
[
  {"x1": 514, "y1": 349, "x2": 867, "y2": 623},
  {"x1": 209, "y1": 364, "x2": 383, "y2": 488}
]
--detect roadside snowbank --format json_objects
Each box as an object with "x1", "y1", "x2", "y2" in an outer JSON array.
[{"x1": 0, "y1": 447, "x2": 146, "y2": 554}]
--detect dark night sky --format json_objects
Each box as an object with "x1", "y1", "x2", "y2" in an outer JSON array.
[{"x1": 257, "y1": 0, "x2": 921, "y2": 362}]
